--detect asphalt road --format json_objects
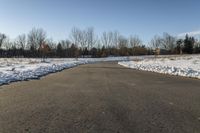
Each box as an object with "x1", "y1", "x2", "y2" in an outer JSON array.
[{"x1": 0, "y1": 62, "x2": 200, "y2": 133}]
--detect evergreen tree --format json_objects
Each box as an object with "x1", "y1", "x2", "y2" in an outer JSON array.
[
  {"x1": 176, "y1": 39, "x2": 183, "y2": 54},
  {"x1": 56, "y1": 43, "x2": 63, "y2": 57},
  {"x1": 183, "y1": 35, "x2": 194, "y2": 54},
  {"x1": 70, "y1": 43, "x2": 79, "y2": 57}
]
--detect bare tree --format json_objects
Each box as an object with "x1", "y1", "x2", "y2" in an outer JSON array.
[
  {"x1": 16, "y1": 34, "x2": 26, "y2": 50},
  {"x1": 150, "y1": 35, "x2": 163, "y2": 49},
  {"x1": 70, "y1": 27, "x2": 86, "y2": 49},
  {"x1": 79, "y1": 30, "x2": 87, "y2": 49},
  {"x1": 130, "y1": 35, "x2": 142, "y2": 47},
  {"x1": 27, "y1": 28, "x2": 46, "y2": 51},
  {"x1": 3, "y1": 38, "x2": 13, "y2": 50},
  {"x1": 85, "y1": 27, "x2": 97, "y2": 49},
  {"x1": 0, "y1": 33, "x2": 6, "y2": 49},
  {"x1": 101, "y1": 31, "x2": 113, "y2": 48},
  {"x1": 129, "y1": 35, "x2": 142, "y2": 55},
  {"x1": 161, "y1": 33, "x2": 176, "y2": 52},
  {"x1": 46, "y1": 38, "x2": 56, "y2": 49},
  {"x1": 118, "y1": 35, "x2": 129, "y2": 56},
  {"x1": 60, "y1": 39, "x2": 71, "y2": 49},
  {"x1": 118, "y1": 35, "x2": 128, "y2": 48},
  {"x1": 70, "y1": 27, "x2": 81, "y2": 46},
  {"x1": 70, "y1": 27, "x2": 98, "y2": 50},
  {"x1": 113, "y1": 31, "x2": 120, "y2": 48}
]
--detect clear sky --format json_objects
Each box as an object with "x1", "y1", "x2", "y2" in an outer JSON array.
[{"x1": 0, "y1": 0, "x2": 200, "y2": 44}]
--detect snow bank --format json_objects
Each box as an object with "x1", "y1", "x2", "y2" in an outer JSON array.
[
  {"x1": 118, "y1": 55, "x2": 200, "y2": 79},
  {"x1": 0, "y1": 57, "x2": 128, "y2": 85}
]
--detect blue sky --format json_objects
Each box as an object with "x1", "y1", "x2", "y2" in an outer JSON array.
[{"x1": 0, "y1": 0, "x2": 200, "y2": 44}]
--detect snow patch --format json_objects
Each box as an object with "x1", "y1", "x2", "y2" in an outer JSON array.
[
  {"x1": 0, "y1": 57, "x2": 128, "y2": 85},
  {"x1": 118, "y1": 55, "x2": 200, "y2": 79}
]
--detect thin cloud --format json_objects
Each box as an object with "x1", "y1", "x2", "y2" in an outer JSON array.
[{"x1": 178, "y1": 30, "x2": 200, "y2": 37}]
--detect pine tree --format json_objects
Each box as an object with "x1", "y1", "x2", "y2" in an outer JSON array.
[
  {"x1": 56, "y1": 43, "x2": 63, "y2": 57},
  {"x1": 176, "y1": 39, "x2": 183, "y2": 54},
  {"x1": 183, "y1": 35, "x2": 194, "y2": 54}
]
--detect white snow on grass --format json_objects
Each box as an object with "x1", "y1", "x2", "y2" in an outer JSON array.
[
  {"x1": 119, "y1": 55, "x2": 200, "y2": 79},
  {"x1": 0, "y1": 57, "x2": 128, "y2": 85}
]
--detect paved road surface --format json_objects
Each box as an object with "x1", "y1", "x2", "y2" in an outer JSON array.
[{"x1": 0, "y1": 62, "x2": 200, "y2": 133}]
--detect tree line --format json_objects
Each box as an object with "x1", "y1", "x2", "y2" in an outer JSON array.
[
  {"x1": 150, "y1": 33, "x2": 200, "y2": 55},
  {"x1": 0, "y1": 27, "x2": 200, "y2": 58}
]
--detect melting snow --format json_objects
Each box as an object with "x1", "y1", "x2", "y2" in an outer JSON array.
[
  {"x1": 119, "y1": 55, "x2": 200, "y2": 79},
  {"x1": 0, "y1": 57, "x2": 128, "y2": 85}
]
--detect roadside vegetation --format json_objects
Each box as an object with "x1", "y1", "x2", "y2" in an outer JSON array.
[{"x1": 0, "y1": 27, "x2": 200, "y2": 58}]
